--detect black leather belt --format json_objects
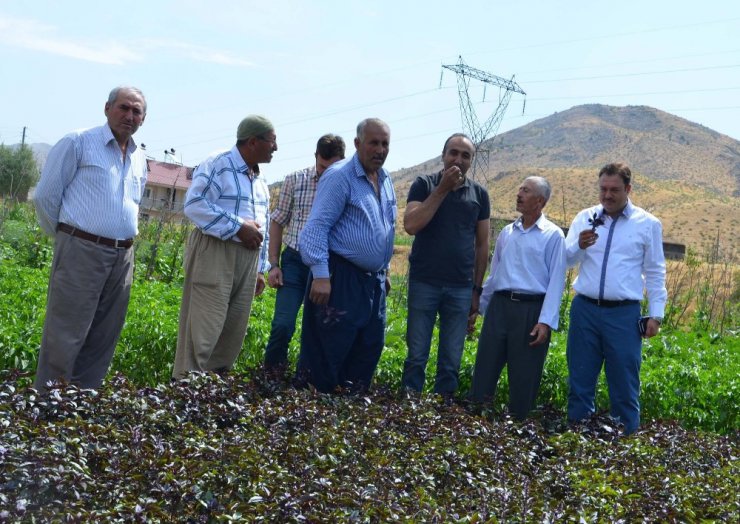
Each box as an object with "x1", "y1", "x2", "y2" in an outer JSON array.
[
  {"x1": 579, "y1": 295, "x2": 639, "y2": 307},
  {"x1": 494, "y1": 290, "x2": 545, "y2": 302},
  {"x1": 57, "y1": 223, "x2": 133, "y2": 249}
]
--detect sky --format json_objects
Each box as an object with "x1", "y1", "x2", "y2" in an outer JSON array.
[{"x1": 1, "y1": 0, "x2": 739, "y2": 184}]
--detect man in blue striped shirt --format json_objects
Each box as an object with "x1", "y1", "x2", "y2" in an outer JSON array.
[
  {"x1": 173, "y1": 115, "x2": 275, "y2": 378},
  {"x1": 33, "y1": 86, "x2": 148, "y2": 390},
  {"x1": 297, "y1": 118, "x2": 397, "y2": 393}
]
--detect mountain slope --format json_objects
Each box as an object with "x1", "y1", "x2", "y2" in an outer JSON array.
[{"x1": 391, "y1": 104, "x2": 740, "y2": 249}]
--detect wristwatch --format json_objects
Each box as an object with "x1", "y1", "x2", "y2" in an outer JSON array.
[{"x1": 472, "y1": 285, "x2": 484, "y2": 295}]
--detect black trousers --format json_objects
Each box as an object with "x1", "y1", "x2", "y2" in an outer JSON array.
[{"x1": 469, "y1": 293, "x2": 550, "y2": 419}]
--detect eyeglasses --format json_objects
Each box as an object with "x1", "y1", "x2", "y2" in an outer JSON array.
[{"x1": 256, "y1": 135, "x2": 277, "y2": 146}]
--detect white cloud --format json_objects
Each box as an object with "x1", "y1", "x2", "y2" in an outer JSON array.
[
  {"x1": 0, "y1": 15, "x2": 252, "y2": 67},
  {"x1": 0, "y1": 15, "x2": 141, "y2": 65}
]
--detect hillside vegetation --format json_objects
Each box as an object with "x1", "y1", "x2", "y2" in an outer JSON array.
[{"x1": 391, "y1": 104, "x2": 740, "y2": 250}]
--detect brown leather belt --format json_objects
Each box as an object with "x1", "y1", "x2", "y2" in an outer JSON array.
[{"x1": 57, "y1": 223, "x2": 133, "y2": 249}]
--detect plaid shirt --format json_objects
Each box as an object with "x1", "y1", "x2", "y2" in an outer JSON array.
[
  {"x1": 184, "y1": 145, "x2": 270, "y2": 272},
  {"x1": 271, "y1": 165, "x2": 319, "y2": 251}
]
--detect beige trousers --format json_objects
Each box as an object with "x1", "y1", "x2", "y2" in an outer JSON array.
[{"x1": 173, "y1": 229, "x2": 259, "y2": 378}]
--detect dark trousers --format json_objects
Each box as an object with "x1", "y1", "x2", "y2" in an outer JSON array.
[
  {"x1": 567, "y1": 295, "x2": 642, "y2": 434},
  {"x1": 469, "y1": 293, "x2": 550, "y2": 419},
  {"x1": 264, "y1": 247, "x2": 310, "y2": 367},
  {"x1": 297, "y1": 253, "x2": 386, "y2": 393}
]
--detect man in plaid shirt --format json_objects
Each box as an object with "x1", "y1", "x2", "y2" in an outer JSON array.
[{"x1": 264, "y1": 134, "x2": 345, "y2": 370}]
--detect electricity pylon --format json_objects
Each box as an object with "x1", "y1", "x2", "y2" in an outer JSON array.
[{"x1": 441, "y1": 56, "x2": 526, "y2": 180}]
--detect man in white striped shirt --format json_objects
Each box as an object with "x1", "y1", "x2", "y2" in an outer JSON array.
[
  {"x1": 33, "y1": 86, "x2": 148, "y2": 390},
  {"x1": 173, "y1": 115, "x2": 275, "y2": 378}
]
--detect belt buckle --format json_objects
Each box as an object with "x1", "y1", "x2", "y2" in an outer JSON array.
[
  {"x1": 510, "y1": 291, "x2": 520, "y2": 302},
  {"x1": 113, "y1": 239, "x2": 120, "y2": 248}
]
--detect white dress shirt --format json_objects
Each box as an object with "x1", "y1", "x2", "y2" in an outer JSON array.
[
  {"x1": 480, "y1": 214, "x2": 567, "y2": 329},
  {"x1": 565, "y1": 200, "x2": 667, "y2": 317}
]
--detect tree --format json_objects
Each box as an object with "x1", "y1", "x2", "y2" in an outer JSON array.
[{"x1": 0, "y1": 144, "x2": 39, "y2": 202}]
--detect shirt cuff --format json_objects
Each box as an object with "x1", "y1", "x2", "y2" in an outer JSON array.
[{"x1": 311, "y1": 263, "x2": 330, "y2": 279}]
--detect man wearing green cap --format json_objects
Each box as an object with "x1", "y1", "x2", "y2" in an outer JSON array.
[{"x1": 173, "y1": 115, "x2": 277, "y2": 378}]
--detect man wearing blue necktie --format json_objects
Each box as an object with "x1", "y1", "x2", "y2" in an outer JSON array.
[{"x1": 565, "y1": 162, "x2": 667, "y2": 434}]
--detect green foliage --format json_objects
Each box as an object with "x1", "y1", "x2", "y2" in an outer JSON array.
[
  {"x1": 0, "y1": 201, "x2": 738, "y2": 434},
  {"x1": 0, "y1": 373, "x2": 737, "y2": 522},
  {"x1": 0, "y1": 144, "x2": 39, "y2": 200}
]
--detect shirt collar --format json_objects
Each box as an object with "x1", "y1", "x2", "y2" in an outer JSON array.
[
  {"x1": 230, "y1": 145, "x2": 259, "y2": 179},
  {"x1": 102, "y1": 123, "x2": 138, "y2": 153},
  {"x1": 595, "y1": 199, "x2": 634, "y2": 220},
  {"x1": 514, "y1": 212, "x2": 546, "y2": 232},
  {"x1": 352, "y1": 153, "x2": 386, "y2": 183}
]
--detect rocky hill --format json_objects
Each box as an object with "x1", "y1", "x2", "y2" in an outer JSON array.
[{"x1": 392, "y1": 104, "x2": 740, "y2": 250}]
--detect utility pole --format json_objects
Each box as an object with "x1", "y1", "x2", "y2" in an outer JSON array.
[
  {"x1": 441, "y1": 56, "x2": 526, "y2": 180},
  {"x1": 21, "y1": 126, "x2": 27, "y2": 149}
]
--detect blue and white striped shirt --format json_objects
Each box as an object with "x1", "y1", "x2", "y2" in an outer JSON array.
[
  {"x1": 299, "y1": 154, "x2": 397, "y2": 278},
  {"x1": 184, "y1": 145, "x2": 270, "y2": 273},
  {"x1": 33, "y1": 124, "x2": 147, "y2": 239}
]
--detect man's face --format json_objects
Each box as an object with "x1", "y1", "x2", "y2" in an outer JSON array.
[
  {"x1": 354, "y1": 123, "x2": 390, "y2": 173},
  {"x1": 254, "y1": 131, "x2": 278, "y2": 164},
  {"x1": 599, "y1": 174, "x2": 631, "y2": 215},
  {"x1": 442, "y1": 137, "x2": 475, "y2": 177},
  {"x1": 315, "y1": 154, "x2": 343, "y2": 176},
  {"x1": 516, "y1": 180, "x2": 544, "y2": 216},
  {"x1": 104, "y1": 90, "x2": 146, "y2": 143}
]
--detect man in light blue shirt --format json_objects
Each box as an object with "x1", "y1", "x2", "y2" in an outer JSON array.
[
  {"x1": 469, "y1": 176, "x2": 566, "y2": 419},
  {"x1": 565, "y1": 162, "x2": 666, "y2": 434},
  {"x1": 33, "y1": 86, "x2": 148, "y2": 390},
  {"x1": 297, "y1": 118, "x2": 396, "y2": 393},
  {"x1": 173, "y1": 115, "x2": 275, "y2": 378}
]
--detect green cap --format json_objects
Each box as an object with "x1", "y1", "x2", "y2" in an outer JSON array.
[{"x1": 236, "y1": 115, "x2": 274, "y2": 140}]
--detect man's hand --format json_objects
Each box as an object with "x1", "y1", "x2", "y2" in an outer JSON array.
[
  {"x1": 529, "y1": 322, "x2": 550, "y2": 346},
  {"x1": 268, "y1": 266, "x2": 283, "y2": 288},
  {"x1": 236, "y1": 220, "x2": 263, "y2": 250},
  {"x1": 385, "y1": 276, "x2": 391, "y2": 295},
  {"x1": 643, "y1": 318, "x2": 661, "y2": 338},
  {"x1": 578, "y1": 229, "x2": 599, "y2": 250},
  {"x1": 309, "y1": 278, "x2": 331, "y2": 306},
  {"x1": 438, "y1": 165, "x2": 465, "y2": 193},
  {"x1": 255, "y1": 273, "x2": 266, "y2": 296},
  {"x1": 467, "y1": 311, "x2": 479, "y2": 335}
]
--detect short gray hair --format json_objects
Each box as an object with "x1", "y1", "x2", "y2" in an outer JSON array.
[
  {"x1": 525, "y1": 176, "x2": 551, "y2": 203},
  {"x1": 107, "y1": 86, "x2": 147, "y2": 114},
  {"x1": 356, "y1": 118, "x2": 389, "y2": 141}
]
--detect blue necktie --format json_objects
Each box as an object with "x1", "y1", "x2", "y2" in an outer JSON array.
[{"x1": 598, "y1": 215, "x2": 620, "y2": 301}]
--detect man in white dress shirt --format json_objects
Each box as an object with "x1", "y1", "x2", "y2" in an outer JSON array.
[
  {"x1": 565, "y1": 162, "x2": 667, "y2": 434},
  {"x1": 33, "y1": 86, "x2": 148, "y2": 390},
  {"x1": 469, "y1": 176, "x2": 566, "y2": 419}
]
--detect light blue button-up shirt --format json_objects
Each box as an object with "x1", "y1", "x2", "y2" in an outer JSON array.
[
  {"x1": 33, "y1": 124, "x2": 147, "y2": 239},
  {"x1": 480, "y1": 214, "x2": 567, "y2": 329},
  {"x1": 299, "y1": 154, "x2": 397, "y2": 279},
  {"x1": 184, "y1": 146, "x2": 270, "y2": 273}
]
